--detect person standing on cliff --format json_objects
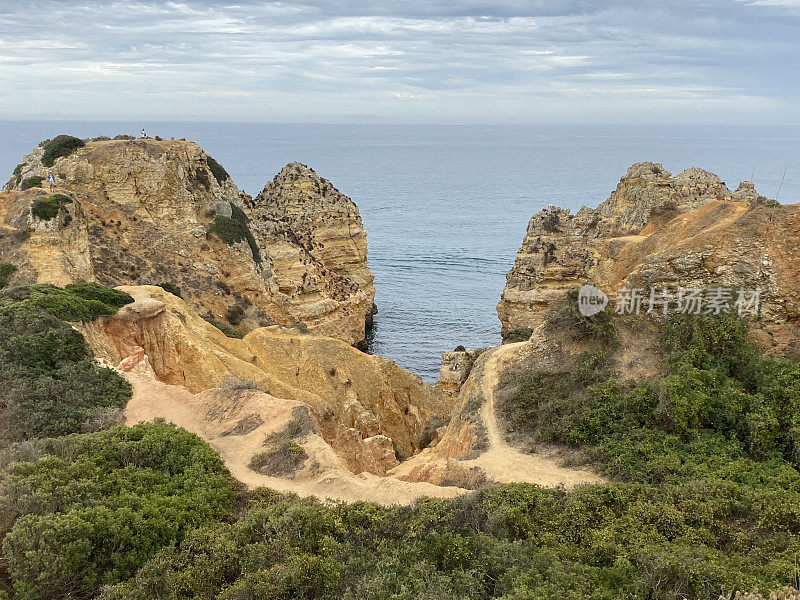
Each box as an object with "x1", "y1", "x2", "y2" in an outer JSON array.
[
  {"x1": 140, "y1": 128, "x2": 147, "y2": 139},
  {"x1": 47, "y1": 170, "x2": 55, "y2": 192}
]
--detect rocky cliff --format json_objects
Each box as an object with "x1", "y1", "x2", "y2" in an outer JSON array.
[
  {"x1": 245, "y1": 161, "x2": 376, "y2": 345},
  {"x1": 0, "y1": 138, "x2": 375, "y2": 345},
  {"x1": 79, "y1": 285, "x2": 447, "y2": 459},
  {"x1": 497, "y1": 162, "x2": 800, "y2": 356}
]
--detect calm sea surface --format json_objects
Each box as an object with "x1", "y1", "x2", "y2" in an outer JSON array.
[{"x1": 2, "y1": 122, "x2": 799, "y2": 381}]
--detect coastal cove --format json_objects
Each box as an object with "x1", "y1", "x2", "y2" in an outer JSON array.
[{"x1": 1, "y1": 121, "x2": 799, "y2": 381}]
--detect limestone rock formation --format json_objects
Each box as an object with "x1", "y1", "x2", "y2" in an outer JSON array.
[
  {"x1": 78, "y1": 285, "x2": 448, "y2": 458},
  {"x1": 498, "y1": 162, "x2": 800, "y2": 356},
  {"x1": 245, "y1": 161, "x2": 376, "y2": 345},
  {"x1": 0, "y1": 139, "x2": 374, "y2": 345}
]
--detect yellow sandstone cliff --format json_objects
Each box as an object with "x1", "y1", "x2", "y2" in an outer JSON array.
[
  {"x1": 0, "y1": 138, "x2": 375, "y2": 345},
  {"x1": 497, "y1": 162, "x2": 800, "y2": 357}
]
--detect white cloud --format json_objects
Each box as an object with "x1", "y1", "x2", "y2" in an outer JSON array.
[{"x1": 0, "y1": 0, "x2": 796, "y2": 123}]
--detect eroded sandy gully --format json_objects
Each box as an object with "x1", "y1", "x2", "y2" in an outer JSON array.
[{"x1": 121, "y1": 337, "x2": 602, "y2": 506}]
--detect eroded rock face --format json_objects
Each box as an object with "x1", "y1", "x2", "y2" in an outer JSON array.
[
  {"x1": 498, "y1": 162, "x2": 800, "y2": 356},
  {"x1": 0, "y1": 140, "x2": 374, "y2": 345},
  {"x1": 245, "y1": 162, "x2": 376, "y2": 345},
  {"x1": 77, "y1": 285, "x2": 449, "y2": 458}
]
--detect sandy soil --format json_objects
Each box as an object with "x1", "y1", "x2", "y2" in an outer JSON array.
[
  {"x1": 459, "y1": 342, "x2": 604, "y2": 487},
  {"x1": 123, "y1": 371, "x2": 464, "y2": 505}
]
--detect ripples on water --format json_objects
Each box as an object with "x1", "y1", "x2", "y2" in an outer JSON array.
[{"x1": 2, "y1": 122, "x2": 798, "y2": 381}]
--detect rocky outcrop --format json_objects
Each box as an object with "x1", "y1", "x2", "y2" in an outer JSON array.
[
  {"x1": 498, "y1": 162, "x2": 800, "y2": 356},
  {"x1": 245, "y1": 162, "x2": 376, "y2": 345},
  {"x1": 0, "y1": 139, "x2": 374, "y2": 345},
  {"x1": 78, "y1": 285, "x2": 449, "y2": 458}
]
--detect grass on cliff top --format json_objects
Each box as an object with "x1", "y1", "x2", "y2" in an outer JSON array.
[
  {"x1": 1, "y1": 282, "x2": 134, "y2": 323},
  {"x1": 41, "y1": 134, "x2": 85, "y2": 167}
]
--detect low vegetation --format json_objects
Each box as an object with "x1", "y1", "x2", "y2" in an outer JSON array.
[
  {"x1": 249, "y1": 439, "x2": 308, "y2": 477},
  {"x1": 157, "y1": 281, "x2": 183, "y2": 298},
  {"x1": 225, "y1": 304, "x2": 244, "y2": 325},
  {"x1": 501, "y1": 327, "x2": 532, "y2": 343},
  {"x1": 208, "y1": 203, "x2": 262, "y2": 263},
  {"x1": 0, "y1": 263, "x2": 16, "y2": 288},
  {"x1": 20, "y1": 176, "x2": 44, "y2": 191},
  {"x1": 0, "y1": 277, "x2": 797, "y2": 598},
  {"x1": 41, "y1": 134, "x2": 85, "y2": 167},
  {"x1": 30, "y1": 193, "x2": 71, "y2": 220},
  {"x1": 0, "y1": 423, "x2": 236, "y2": 600},
  {"x1": 205, "y1": 155, "x2": 229, "y2": 185},
  {"x1": 545, "y1": 288, "x2": 616, "y2": 344},
  {"x1": 202, "y1": 315, "x2": 245, "y2": 338},
  {"x1": 0, "y1": 283, "x2": 133, "y2": 447}
]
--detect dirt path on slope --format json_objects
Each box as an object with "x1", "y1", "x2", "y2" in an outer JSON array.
[{"x1": 462, "y1": 343, "x2": 603, "y2": 487}]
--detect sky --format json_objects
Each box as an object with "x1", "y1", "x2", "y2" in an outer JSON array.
[{"x1": 0, "y1": 0, "x2": 798, "y2": 123}]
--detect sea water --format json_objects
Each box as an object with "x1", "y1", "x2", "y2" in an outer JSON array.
[{"x1": 1, "y1": 121, "x2": 798, "y2": 381}]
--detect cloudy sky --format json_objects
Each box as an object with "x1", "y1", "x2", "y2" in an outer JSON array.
[{"x1": 0, "y1": 0, "x2": 798, "y2": 123}]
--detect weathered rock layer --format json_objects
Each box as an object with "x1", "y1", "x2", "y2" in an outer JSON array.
[
  {"x1": 498, "y1": 162, "x2": 800, "y2": 356},
  {"x1": 0, "y1": 139, "x2": 375, "y2": 345}
]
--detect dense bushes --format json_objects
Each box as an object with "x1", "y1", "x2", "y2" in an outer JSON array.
[
  {"x1": 0, "y1": 283, "x2": 134, "y2": 446},
  {"x1": 19, "y1": 176, "x2": 44, "y2": 191},
  {"x1": 208, "y1": 203, "x2": 262, "y2": 264},
  {"x1": 205, "y1": 155, "x2": 229, "y2": 185},
  {"x1": 99, "y1": 472, "x2": 800, "y2": 600},
  {"x1": 30, "y1": 193, "x2": 71, "y2": 220},
  {"x1": 545, "y1": 288, "x2": 616, "y2": 343},
  {"x1": 0, "y1": 289, "x2": 798, "y2": 599},
  {"x1": 1, "y1": 282, "x2": 134, "y2": 322},
  {"x1": 0, "y1": 263, "x2": 16, "y2": 288},
  {"x1": 41, "y1": 134, "x2": 85, "y2": 167},
  {"x1": 0, "y1": 423, "x2": 237, "y2": 600}
]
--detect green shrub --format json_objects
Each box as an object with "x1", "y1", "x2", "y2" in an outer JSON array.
[
  {"x1": 41, "y1": 134, "x2": 85, "y2": 167},
  {"x1": 225, "y1": 304, "x2": 244, "y2": 325},
  {"x1": 208, "y1": 203, "x2": 261, "y2": 264},
  {"x1": 206, "y1": 155, "x2": 229, "y2": 185},
  {"x1": 0, "y1": 282, "x2": 133, "y2": 323},
  {"x1": 502, "y1": 328, "x2": 533, "y2": 343},
  {"x1": 0, "y1": 423, "x2": 237, "y2": 600},
  {"x1": 157, "y1": 281, "x2": 182, "y2": 298},
  {"x1": 0, "y1": 263, "x2": 16, "y2": 289},
  {"x1": 249, "y1": 439, "x2": 307, "y2": 476},
  {"x1": 0, "y1": 284, "x2": 133, "y2": 446},
  {"x1": 545, "y1": 288, "x2": 616, "y2": 344},
  {"x1": 30, "y1": 194, "x2": 70, "y2": 220},
  {"x1": 20, "y1": 176, "x2": 44, "y2": 191},
  {"x1": 202, "y1": 315, "x2": 244, "y2": 338},
  {"x1": 11, "y1": 164, "x2": 23, "y2": 186}
]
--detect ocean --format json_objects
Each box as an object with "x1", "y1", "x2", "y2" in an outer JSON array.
[{"x1": 2, "y1": 121, "x2": 799, "y2": 381}]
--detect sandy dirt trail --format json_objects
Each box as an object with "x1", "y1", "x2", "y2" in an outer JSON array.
[
  {"x1": 461, "y1": 342, "x2": 604, "y2": 487},
  {"x1": 124, "y1": 372, "x2": 463, "y2": 505}
]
